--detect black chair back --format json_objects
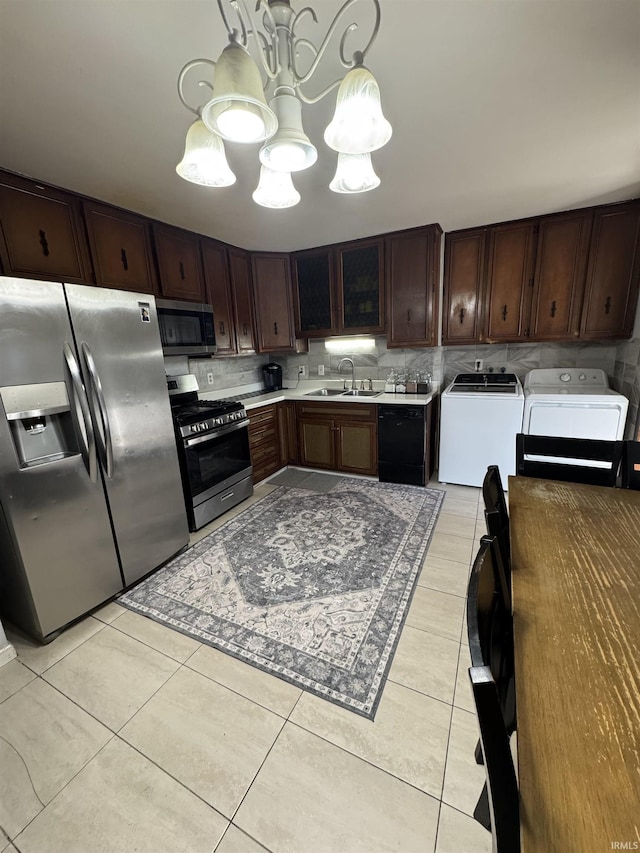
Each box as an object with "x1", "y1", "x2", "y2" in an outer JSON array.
[
  {"x1": 621, "y1": 440, "x2": 640, "y2": 490},
  {"x1": 469, "y1": 665, "x2": 520, "y2": 853},
  {"x1": 482, "y1": 466, "x2": 511, "y2": 584},
  {"x1": 515, "y1": 433, "x2": 624, "y2": 487}
]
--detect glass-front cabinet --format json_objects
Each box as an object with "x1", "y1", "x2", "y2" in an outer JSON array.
[{"x1": 293, "y1": 237, "x2": 384, "y2": 337}]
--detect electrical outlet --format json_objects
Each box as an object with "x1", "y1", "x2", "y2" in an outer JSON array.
[
  {"x1": 298, "y1": 366, "x2": 306, "y2": 377},
  {"x1": 474, "y1": 359, "x2": 483, "y2": 372},
  {"x1": 318, "y1": 365, "x2": 325, "y2": 376},
  {"x1": 207, "y1": 372, "x2": 214, "y2": 384}
]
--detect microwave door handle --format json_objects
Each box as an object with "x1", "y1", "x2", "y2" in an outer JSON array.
[
  {"x1": 63, "y1": 342, "x2": 97, "y2": 482},
  {"x1": 80, "y1": 342, "x2": 114, "y2": 478}
]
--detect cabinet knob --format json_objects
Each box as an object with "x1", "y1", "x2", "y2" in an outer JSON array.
[
  {"x1": 501, "y1": 304, "x2": 508, "y2": 322},
  {"x1": 274, "y1": 322, "x2": 278, "y2": 335},
  {"x1": 550, "y1": 300, "x2": 557, "y2": 318},
  {"x1": 458, "y1": 308, "x2": 465, "y2": 324},
  {"x1": 179, "y1": 261, "x2": 185, "y2": 281},
  {"x1": 121, "y1": 248, "x2": 129, "y2": 272},
  {"x1": 407, "y1": 309, "x2": 412, "y2": 323},
  {"x1": 604, "y1": 296, "x2": 612, "y2": 315},
  {"x1": 38, "y1": 229, "x2": 50, "y2": 257},
  {"x1": 219, "y1": 321, "x2": 225, "y2": 336}
]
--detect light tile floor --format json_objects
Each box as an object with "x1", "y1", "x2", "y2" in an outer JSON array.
[{"x1": 0, "y1": 474, "x2": 492, "y2": 853}]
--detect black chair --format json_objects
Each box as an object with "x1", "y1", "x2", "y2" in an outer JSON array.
[
  {"x1": 482, "y1": 466, "x2": 511, "y2": 585},
  {"x1": 515, "y1": 433, "x2": 624, "y2": 487},
  {"x1": 467, "y1": 535, "x2": 516, "y2": 826},
  {"x1": 621, "y1": 440, "x2": 640, "y2": 490},
  {"x1": 469, "y1": 665, "x2": 520, "y2": 853}
]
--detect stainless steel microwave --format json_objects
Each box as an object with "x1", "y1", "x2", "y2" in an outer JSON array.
[{"x1": 156, "y1": 298, "x2": 216, "y2": 357}]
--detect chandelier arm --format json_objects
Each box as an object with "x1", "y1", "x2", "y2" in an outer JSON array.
[
  {"x1": 231, "y1": 0, "x2": 280, "y2": 79},
  {"x1": 295, "y1": 78, "x2": 342, "y2": 105},
  {"x1": 217, "y1": 0, "x2": 248, "y2": 46},
  {"x1": 291, "y1": 0, "x2": 380, "y2": 85},
  {"x1": 177, "y1": 58, "x2": 217, "y2": 116}
]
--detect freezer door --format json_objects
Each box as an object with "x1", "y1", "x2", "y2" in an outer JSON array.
[
  {"x1": 65, "y1": 285, "x2": 189, "y2": 585},
  {"x1": 0, "y1": 277, "x2": 123, "y2": 639}
]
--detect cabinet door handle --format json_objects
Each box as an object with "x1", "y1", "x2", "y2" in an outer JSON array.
[
  {"x1": 458, "y1": 308, "x2": 465, "y2": 324},
  {"x1": 407, "y1": 309, "x2": 412, "y2": 323},
  {"x1": 274, "y1": 322, "x2": 278, "y2": 335},
  {"x1": 550, "y1": 300, "x2": 557, "y2": 318},
  {"x1": 243, "y1": 324, "x2": 248, "y2": 336},
  {"x1": 604, "y1": 296, "x2": 612, "y2": 315},
  {"x1": 39, "y1": 229, "x2": 50, "y2": 257},
  {"x1": 121, "y1": 248, "x2": 129, "y2": 271},
  {"x1": 179, "y1": 261, "x2": 185, "y2": 281},
  {"x1": 219, "y1": 321, "x2": 225, "y2": 336},
  {"x1": 501, "y1": 304, "x2": 508, "y2": 321}
]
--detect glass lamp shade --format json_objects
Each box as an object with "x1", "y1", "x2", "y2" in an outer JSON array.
[
  {"x1": 252, "y1": 166, "x2": 300, "y2": 208},
  {"x1": 329, "y1": 152, "x2": 380, "y2": 194},
  {"x1": 201, "y1": 41, "x2": 278, "y2": 144},
  {"x1": 259, "y1": 94, "x2": 317, "y2": 172},
  {"x1": 324, "y1": 65, "x2": 392, "y2": 154},
  {"x1": 176, "y1": 120, "x2": 236, "y2": 187}
]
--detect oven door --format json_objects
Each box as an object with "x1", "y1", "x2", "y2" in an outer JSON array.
[{"x1": 183, "y1": 420, "x2": 251, "y2": 504}]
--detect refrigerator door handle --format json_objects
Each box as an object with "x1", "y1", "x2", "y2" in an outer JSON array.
[
  {"x1": 63, "y1": 342, "x2": 97, "y2": 482},
  {"x1": 80, "y1": 341, "x2": 114, "y2": 479}
]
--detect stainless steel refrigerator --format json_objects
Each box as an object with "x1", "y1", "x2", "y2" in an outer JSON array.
[{"x1": 0, "y1": 277, "x2": 189, "y2": 641}]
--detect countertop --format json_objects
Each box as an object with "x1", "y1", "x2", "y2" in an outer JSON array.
[{"x1": 198, "y1": 381, "x2": 437, "y2": 411}]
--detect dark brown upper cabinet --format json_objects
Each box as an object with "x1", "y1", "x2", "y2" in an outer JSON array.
[
  {"x1": 83, "y1": 201, "x2": 158, "y2": 295},
  {"x1": 201, "y1": 238, "x2": 236, "y2": 355},
  {"x1": 442, "y1": 228, "x2": 486, "y2": 345},
  {"x1": 337, "y1": 238, "x2": 384, "y2": 334},
  {"x1": 483, "y1": 221, "x2": 537, "y2": 342},
  {"x1": 580, "y1": 201, "x2": 640, "y2": 340},
  {"x1": 529, "y1": 210, "x2": 592, "y2": 341},
  {"x1": 152, "y1": 222, "x2": 205, "y2": 302},
  {"x1": 292, "y1": 248, "x2": 336, "y2": 338},
  {"x1": 228, "y1": 247, "x2": 256, "y2": 354},
  {"x1": 0, "y1": 172, "x2": 92, "y2": 284},
  {"x1": 386, "y1": 225, "x2": 441, "y2": 348},
  {"x1": 251, "y1": 253, "x2": 295, "y2": 353}
]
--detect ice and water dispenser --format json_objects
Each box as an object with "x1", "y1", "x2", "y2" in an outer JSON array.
[{"x1": 0, "y1": 382, "x2": 80, "y2": 468}]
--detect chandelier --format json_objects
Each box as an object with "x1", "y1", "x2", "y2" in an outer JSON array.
[{"x1": 176, "y1": 0, "x2": 392, "y2": 208}]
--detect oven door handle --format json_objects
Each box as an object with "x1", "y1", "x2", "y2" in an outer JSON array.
[{"x1": 184, "y1": 418, "x2": 249, "y2": 447}]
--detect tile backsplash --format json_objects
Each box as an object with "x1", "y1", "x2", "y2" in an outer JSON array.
[{"x1": 174, "y1": 333, "x2": 640, "y2": 440}]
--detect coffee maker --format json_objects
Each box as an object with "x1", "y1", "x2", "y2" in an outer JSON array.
[{"x1": 262, "y1": 362, "x2": 283, "y2": 391}]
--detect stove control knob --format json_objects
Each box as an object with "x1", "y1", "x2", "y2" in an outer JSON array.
[
  {"x1": 215, "y1": 417, "x2": 223, "y2": 426},
  {"x1": 191, "y1": 424, "x2": 198, "y2": 433}
]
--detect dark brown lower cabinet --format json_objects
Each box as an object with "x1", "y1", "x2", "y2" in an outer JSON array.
[
  {"x1": 248, "y1": 404, "x2": 282, "y2": 484},
  {"x1": 278, "y1": 402, "x2": 298, "y2": 465},
  {"x1": 296, "y1": 402, "x2": 377, "y2": 477}
]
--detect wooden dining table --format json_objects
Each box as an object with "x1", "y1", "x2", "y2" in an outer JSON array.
[{"x1": 508, "y1": 476, "x2": 640, "y2": 853}]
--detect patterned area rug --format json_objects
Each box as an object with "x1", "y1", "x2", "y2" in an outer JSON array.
[{"x1": 120, "y1": 476, "x2": 444, "y2": 718}]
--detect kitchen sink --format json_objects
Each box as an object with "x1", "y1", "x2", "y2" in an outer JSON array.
[
  {"x1": 341, "y1": 389, "x2": 381, "y2": 397},
  {"x1": 304, "y1": 388, "x2": 346, "y2": 396}
]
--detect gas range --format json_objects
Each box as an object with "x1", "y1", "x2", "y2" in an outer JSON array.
[{"x1": 166, "y1": 374, "x2": 253, "y2": 531}]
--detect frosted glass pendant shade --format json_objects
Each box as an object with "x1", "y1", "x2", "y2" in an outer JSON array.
[
  {"x1": 201, "y1": 41, "x2": 277, "y2": 144},
  {"x1": 324, "y1": 65, "x2": 392, "y2": 154},
  {"x1": 329, "y1": 152, "x2": 380, "y2": 194},
  {"x1": 176, "y1": 120, "x2": 236, "y2": 187},
  {"x1": 259, "y1": 94, "x2": 317, "y2": 172},
  {"x1": 252, "y1": 166, "x2": 300, "y2": 208}
]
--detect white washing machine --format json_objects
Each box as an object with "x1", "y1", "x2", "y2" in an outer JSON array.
[
  {"x1": 522, "y1": 368, "x2": 629, "y2": 464},
  {"x1": 439, "y1": 373, "x2": 525, "y2": 488}
]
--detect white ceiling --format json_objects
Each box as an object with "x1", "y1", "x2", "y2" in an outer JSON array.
[{"x1": 1, "y1": 0, "x2": 639, "y2": 252}]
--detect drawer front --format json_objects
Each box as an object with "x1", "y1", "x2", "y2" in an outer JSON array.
[
  {"x1": 249, "y1": 405, "x2": 278, "y2": 428},
  {"x1": 250, "y1": 441, "x2": 279, "y2": 466},
  {"x1": 249, "y1": 423, "x2": 279, "y2": 447},
  {"x1": 252, "y1": 454, "x2": 282, "y2": 484},
  {"x1": 295, "y1": 401, "x2": 377, "y2": 421}
]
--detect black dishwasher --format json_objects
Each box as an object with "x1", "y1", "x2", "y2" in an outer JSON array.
[{"x1": 378, "y1": 405, "x2": 427, "y2": 486}]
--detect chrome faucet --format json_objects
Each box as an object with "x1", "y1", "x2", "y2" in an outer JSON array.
[{"x1": 337, "y1": 357, "x2": 356, "y2": 390}]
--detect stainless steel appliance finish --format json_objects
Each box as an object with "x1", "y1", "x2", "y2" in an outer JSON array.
[
  {"x1": 0, "y1": 277, "x2": 189, "y2": 641},
  {"x1": 168, "y1": 375, "x2": 253, "y2": 530},
  {"x1": 156, "y1": 298, "x2": 216, "y2": 356}
]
